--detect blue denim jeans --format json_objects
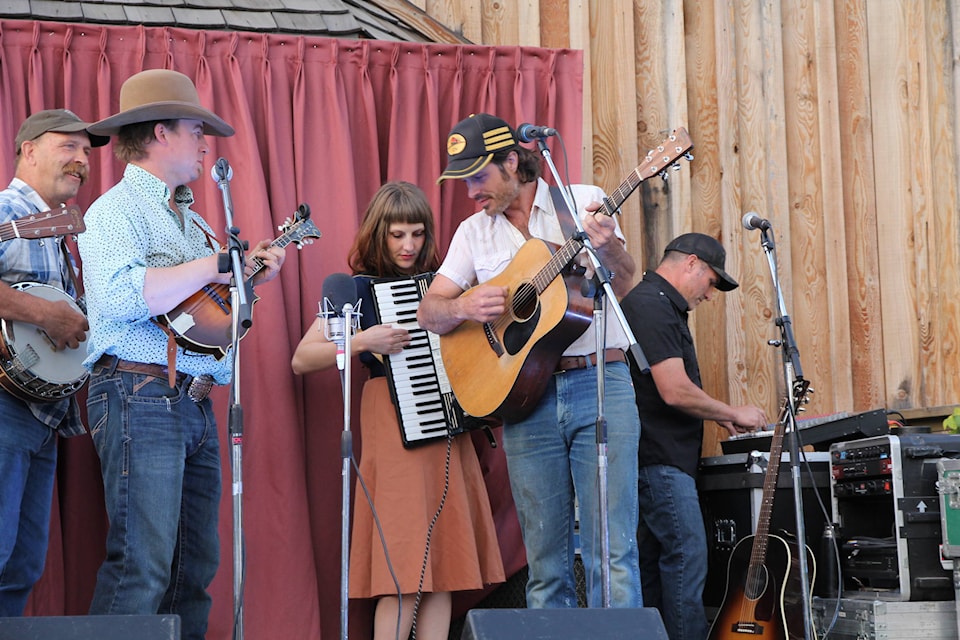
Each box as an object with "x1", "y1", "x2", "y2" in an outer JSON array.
[
  {"x1": 503, "y1": 362, "x2": 641, "y2": 608},
  {"x1": 637, "y1": 464, "x2": 708, "y2": 640},
  {"x1": 86, "y1": 370, "x2": 221, "y2": 640},
  {"x1": 0, "y1": 392, "x2": 57, "y2": 616}
]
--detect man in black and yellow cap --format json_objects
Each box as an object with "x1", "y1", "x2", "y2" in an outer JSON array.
[
  {"x1": 0, "y1": 108, "x2": 106, "y2": 615},
  {"x1": 419, "y1": 113, "x2": 643, "y2": 609},
  {"x1": 620, "y1": 232, "x2": 767, "y2": 640}
]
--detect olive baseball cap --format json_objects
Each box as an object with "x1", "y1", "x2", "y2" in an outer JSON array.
[{"x1": 15, "y1": 109, "x2": 109, "y2": 154}]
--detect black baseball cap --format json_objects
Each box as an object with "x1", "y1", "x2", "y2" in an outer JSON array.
[
  {"x1": 437, "y1": 113, "x2": 519, "y2": 183},
  {"x1": 15, "y1": 109, "x2": 109, "y2": 154},
  {"x1": 665, "y1": 232, "x2": 738, "y2": 291}
]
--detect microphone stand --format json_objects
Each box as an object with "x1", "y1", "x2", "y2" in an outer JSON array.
[
  {"x1": 756, "y1": 225, "x2": 814, "y2": 640},
  {"x1": 338, "y1": 303, "x2": 356, "y2": 640},
  {"x1": 534, "y1": 137, "x2": 650, "y2": 607},
  {"x1": 212, "y1": 157, "x2": 253, "y2": 640}
]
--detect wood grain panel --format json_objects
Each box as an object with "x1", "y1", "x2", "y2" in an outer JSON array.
[
  {"x1": 411, "y1": 0, "x2": 960, "y2": 449},
  {"x1": 867, "y1": 1, "x2": 919, "y2": 411},
  {"x1": 834, "y1": 0, "x2": 885, "y2": 411}
]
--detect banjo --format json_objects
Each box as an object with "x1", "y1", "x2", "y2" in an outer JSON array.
[
  {"x1": 0, "y1": 205, "x2": 89, "y2": 403},
  {"x1": 0, "y1": 283, "x2": 89, "y2": 402}
]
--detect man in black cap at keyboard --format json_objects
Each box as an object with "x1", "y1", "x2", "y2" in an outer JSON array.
[{"x1": 620, "y1": 232, "x2": 767, "y2": 640}]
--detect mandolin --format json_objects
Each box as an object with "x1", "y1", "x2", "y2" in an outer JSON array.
[{"x1": 155, "y1": 203, "x2": 320, "y2": 359}]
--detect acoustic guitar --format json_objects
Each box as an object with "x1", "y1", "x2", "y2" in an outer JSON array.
[
  {"x1": 708, "y1": 379, "x2": 816, "y2": 640},
  {"x1": 156, "y1": 203, "x2": 320, "y2": 359},
  {"x1": 438, "y1": 128, "x2": 693, "y2": 422}
]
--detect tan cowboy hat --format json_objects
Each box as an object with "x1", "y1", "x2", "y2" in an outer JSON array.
[{"x1": 89, "y1": 69, "x2": 234, "y2": 137}]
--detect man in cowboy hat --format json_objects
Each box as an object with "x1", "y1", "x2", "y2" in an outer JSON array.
[
  {"x1": 417, "y1": 113, "x2": 643, "y2": 609},
  {"x1": 76, "y1": 69, "x2": 285, "y2": 639},
  {"x1": 620, "y1": 232, "x2": 767, "y2": 640},
  {"x1": 0, "y1": 109, "x2": 106, "y2": 615}
]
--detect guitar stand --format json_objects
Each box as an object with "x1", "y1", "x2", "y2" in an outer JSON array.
[
  {"x1": 212, "y1": 157, "x2": 255, "y2": 640},
  {"x1": 755, "y1": 224, "x2": 816, "y2": 640},
  {"x1": 534, "y1": 136, "x2": 649, "y2": 607}
]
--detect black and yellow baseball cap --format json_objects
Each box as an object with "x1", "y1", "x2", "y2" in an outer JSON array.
[{"x1": 437, "y1": 113, "x2": 519, "y2": 183}]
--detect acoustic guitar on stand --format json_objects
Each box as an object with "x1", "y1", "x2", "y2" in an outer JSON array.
[
  {"x1": 155, "y1": 203, "x2": 320, "y2": 359},
  {"x1": 708, "y1": 378, "x2": 816, "y2": 640},
  {"x1": 438, "y1": 128, "x2": 693, "y2": 422}
]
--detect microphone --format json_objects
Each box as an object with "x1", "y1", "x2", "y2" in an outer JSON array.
[
  {"x1": 516, "y1": 123, "x2": 558, "y2": 143},
  {"x1": 211, "y1": 157, "x2": 234, "y2": 183},
  {"x1": 742, "y1": 211, "x2": 772, "y2": 231},
  {"x1": 320, "y1": 273, "x2": 360, "y2": 371}
]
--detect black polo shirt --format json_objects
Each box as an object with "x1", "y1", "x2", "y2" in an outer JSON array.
[{"x1": 621, "y1": 270, "x2": 704, "y2": 477}]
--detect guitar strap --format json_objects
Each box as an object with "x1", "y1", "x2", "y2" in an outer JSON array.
[
  {"x1": 548, "y1": 185, "x2": 579, "y2": 239},
  {"x1": 59, "y1": 239, "x2": 85, "y2": 311}
]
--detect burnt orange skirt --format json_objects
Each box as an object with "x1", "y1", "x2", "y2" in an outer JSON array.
[{"x1": 348, "y1": 377, "x2": 505, "y2": 598}]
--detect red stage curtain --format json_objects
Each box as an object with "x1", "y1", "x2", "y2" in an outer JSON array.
[{"x1": 0, "y1": 19, "x2": 584, "y2": 640}]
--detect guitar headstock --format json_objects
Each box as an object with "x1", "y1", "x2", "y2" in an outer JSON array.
[
  {"x1": 638, "y1": 127, "x2": 694, "y2": 181},
  {"x1": 791, "y1": 377, "x2": 813, "y2": 415},
  {"x1": 277, "y1": 203, "x2": 322, "y2": 249},
  {"x1": 0, "y1": 205, "x2": 85, "y2": 242}
]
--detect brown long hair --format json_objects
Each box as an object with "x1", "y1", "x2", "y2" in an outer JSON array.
[{"x1": 347, "y1": 181, "x2": 440, "y2": 277}]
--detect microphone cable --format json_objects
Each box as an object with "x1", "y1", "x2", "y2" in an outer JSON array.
[{"x1": 409, "y1": 434, "x2": 454, "y2": 640}]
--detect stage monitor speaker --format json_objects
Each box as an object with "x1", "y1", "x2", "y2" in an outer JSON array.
[
  {"x1": 460, "y1": 607, "x2": 669, "y2": 640},
  {"x1": 0, "y1": 614, "x2": 180, "y2": 640}
]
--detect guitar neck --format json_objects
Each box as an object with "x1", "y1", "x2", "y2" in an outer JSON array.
[
  {"x1": 596, "y1": 169, "x2": 646, "y2": 218},
  {"x1": 245, "y1": 233, "x2": 296, "y2": 280},
  {"x1": 747, "y1": 381, "x2": 811, "y2": 571}
]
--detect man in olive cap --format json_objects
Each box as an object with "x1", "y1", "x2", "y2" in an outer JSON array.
[
  {"x1": 620, "y1": 232, "x2": 768, "y2": 640},
  {"x1": 77, "y1": 69, "x2": 285, "y2": 639},
  {"x1": 0, "y1": 108, "x2": 107, "y2": 615},
  {"x1": 419, "y1": 113, "x2": 643, "y2": 609}
]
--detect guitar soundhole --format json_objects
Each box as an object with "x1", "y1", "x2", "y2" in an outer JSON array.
[
  {"x1": 511, "y1": 282, "x2": 538, "y2": 321},
  {"x1": 744, "y1": 565, "x2": 769, "y2": 601}
]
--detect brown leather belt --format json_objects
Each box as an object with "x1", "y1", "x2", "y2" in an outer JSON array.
[
  {"x1": 555, "y1": 348, "x2": 627, "y2": 373},
  {"x1": 94, "y1": 354, "x2": 214, "y2": 402}
]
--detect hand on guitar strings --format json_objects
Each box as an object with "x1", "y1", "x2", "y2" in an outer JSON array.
[
  {"x1": 580, "y1": 201, "x2": 619, "y2": 251},
  {"x1": 458, "y1": 284, "x2": 508, "y2": 323},
  {"x1": 243, "y1": 239, "x2": 286, "y2": 286},
  {"x1": 39, "y1": 298, "x2": 89, "y2": 351}
]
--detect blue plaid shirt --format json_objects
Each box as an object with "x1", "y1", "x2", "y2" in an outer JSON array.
[
  {"x1": 0, "y1": 179, "x2": 85, "y2": 436},
  {"x1": 78, "y1": 164, "x2": 233, "y2": 383}
]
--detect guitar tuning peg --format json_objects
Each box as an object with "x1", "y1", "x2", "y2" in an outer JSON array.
[
  {"x1": 672, "y1": 162, "x2": 682, "y2": 171},
  {"x1": 684, "y1": 152, "x2": 694, "y2": 162}
]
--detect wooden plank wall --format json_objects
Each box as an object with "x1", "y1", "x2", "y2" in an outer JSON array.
[{"x1": 402, "y1": 0, "x2": 960, "y2": 455}]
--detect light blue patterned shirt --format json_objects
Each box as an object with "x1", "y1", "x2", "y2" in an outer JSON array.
[
  {"x1": 78, "y1": 164, "x2": 233, "y2": 384},
  {"x1": 0, "y1": 179, "x2": 85, "y2": 435}
]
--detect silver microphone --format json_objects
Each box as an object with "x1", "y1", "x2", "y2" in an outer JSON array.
[
  {"x1": 320, "y1": 273, "x2": 360, "y2": 371},
  {"x1": 211, "y1": 157, "x2": 234, "y2": 184},
  {"x1": 742, "y1": 211, "x2": 771, "y2": 231}
]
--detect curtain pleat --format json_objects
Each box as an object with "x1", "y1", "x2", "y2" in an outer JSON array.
[{"x1": 0, "y1": 18, "x2": 584, "y2": 640}]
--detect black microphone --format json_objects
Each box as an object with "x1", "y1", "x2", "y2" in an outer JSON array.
[
  {"x1": 211, "y1": 157, "x2": 233, "y2": 183},
  {"x1": 320, "y1": 273, "x2": 359, "y2": 370},
  {"x1": 742, "y1": 211, "x2": 772, "y2": 231},
  {"x1": 516, "y1": 123, "x2": 558, "y2": 143}
]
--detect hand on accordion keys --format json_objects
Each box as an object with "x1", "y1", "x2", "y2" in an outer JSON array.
[{"x1": 358, "y1": 324, "x2": 412, "y2": 356}]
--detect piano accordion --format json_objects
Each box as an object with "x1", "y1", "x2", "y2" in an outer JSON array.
[{"x1": 370, "y1": 273, "x2": 487, "y2": 448}]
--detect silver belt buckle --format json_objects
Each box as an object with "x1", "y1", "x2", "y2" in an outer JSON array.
[{"x1": 187, "y1": 374, "x2": 214, "y2": 402}]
